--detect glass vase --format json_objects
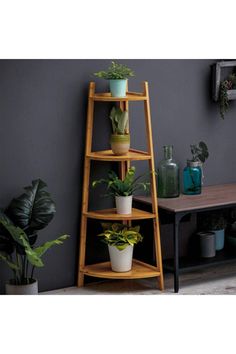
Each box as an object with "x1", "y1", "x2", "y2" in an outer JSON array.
[
  {"x1": 183, "y1": 160, "x2": 202, "y2": 195},
  {"x1": 158, "y1": 145, "x2": 180, "y2": 198}
]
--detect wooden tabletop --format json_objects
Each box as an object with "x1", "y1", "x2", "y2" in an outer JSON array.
[{"x1": 134, "y1": 184, "x2": 236, "y2": 213}]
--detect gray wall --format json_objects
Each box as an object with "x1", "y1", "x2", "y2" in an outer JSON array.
[{"x1": 0, "y1": 59, "x2": 235, "y2": 293}]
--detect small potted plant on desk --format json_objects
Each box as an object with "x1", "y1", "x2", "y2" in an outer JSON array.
[
  {"x1": 94, "y1": 61, "x2": 134, "y2": 97},
  {"x1": 109, "y1": 106, "x2": 130, "y2": 155},
  {"x1": 183, "y1": 141, "x2": 209, "y2": 195},
  {"x1": 0, "y1": 179, "x2": 69, "y2": 295},
  {"x1": 98, "y1": 222, "x2": 143, "y2": 272},
  {"x1": 92, "y1": 166, "x2": 151, "y2": 214}
]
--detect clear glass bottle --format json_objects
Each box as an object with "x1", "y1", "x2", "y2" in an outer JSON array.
[
  {"x1": 183, "y1": 160, "x2": 202, "y2": 195},
  {"x1": 158, "y1": 145, "x2": 180, "y2": 198}
]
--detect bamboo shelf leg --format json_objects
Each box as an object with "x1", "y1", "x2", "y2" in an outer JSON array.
[
  {"x1": 143, "y1": 82, "x2": 164, "y2": 290},
  {"x1": 77, "y1": 82, "x2": 95, "y2": 287}
]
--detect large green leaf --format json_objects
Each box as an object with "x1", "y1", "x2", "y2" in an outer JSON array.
[
  {"x1": 0, "y1": 220, "x2": 43, "y2": 267},
  {"x1": 0, "y1": 252, "x2": 19, "y2": 271},
  {"x1": 6, "y1": 179, "x2": 56, "y2": 234},
  {"x1": 34, "y1": 234, "x2": 69, "y2": 257}
]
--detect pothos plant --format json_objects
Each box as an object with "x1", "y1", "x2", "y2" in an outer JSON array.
[
  {"x1": 98, "y1": 222, "x2": 143, "y2": 250},
  {"x1": 0, "y1": 179, "x2": 69, "y2": 285},
  {"x1": 219, "y1": 73, "x2": 236, "y2": 119}
]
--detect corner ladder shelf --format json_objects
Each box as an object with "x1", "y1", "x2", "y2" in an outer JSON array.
[{"x1": 77, "y1": 81, "x2": 164, "y2": 290}]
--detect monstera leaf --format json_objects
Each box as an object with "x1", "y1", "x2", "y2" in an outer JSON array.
[{"x1": 6, "y1": 179, "x2": 56, "y2": 237}]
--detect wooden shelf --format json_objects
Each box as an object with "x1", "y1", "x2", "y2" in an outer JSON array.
[
  {"x1": 91, "y1": 92, "x2": 147, "y2": 102},
  {"x1": 87, "y1": 149, "x2": 151, "y2": 161},
  {"x1": 84, "y1": 208, "x2": 156, "y2": 220},
  {"x1": 82, "y1": 259, "x2": 160, "y2": 279}
]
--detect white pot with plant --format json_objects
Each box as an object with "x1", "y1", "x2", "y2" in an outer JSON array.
[
  {"x1": 98, "y1": 222, "x2": 143, "y2": 272},
  {"x1": 94, "y1": 61, "x2": 134, "y2": 97},
  {"x1": 92, "y1": 166, "x2": 150, "y2": 215},
  {"x1": 109, "y1": 106, "x2": 130, "y2": 155},
  {"x1": 0, "y1": 179, "x2": 69, "y2": 295}
]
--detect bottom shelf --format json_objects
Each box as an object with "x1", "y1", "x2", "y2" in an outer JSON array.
[
  {"x1": 164, "y1": 250, "x2": 236, "y2": 273},
  {"x1": 82, "y1": 259, "x2": 160, "y2": 279}
]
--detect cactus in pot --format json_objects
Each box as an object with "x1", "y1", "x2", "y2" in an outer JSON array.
[{"x1": 110, "y1": 106, "x2": 130, "y2": 155}]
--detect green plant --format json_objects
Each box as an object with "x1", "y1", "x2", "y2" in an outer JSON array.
[
  {"x1": 110, "y1": 107, "x2": 129, "y2": 135},
  {"x1": 98, "y1": 222, "x2": 143, "y2": 250},
  {"x1": 0, "y1": 179, "x2": 69, "y2": 285},
  {"x1": 94, "y1": 61, "x2": 134, "y2": 80},
  {"x1": 219, "y1": 73, "x2": 236, "y2": 119},
  {"x1": 199, "y1": 212, "x2": 227, "y2": 231},
  {"x1": 92, "y1": 166, "x2": 151, "y2": 197},
  {"x1": 189, "y1": 141, "x2": 209, "y2": 163}
]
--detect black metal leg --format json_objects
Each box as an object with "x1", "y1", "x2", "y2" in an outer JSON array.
[{"x1": 174, "y1": 214, "x2": 180, "y2": 293}]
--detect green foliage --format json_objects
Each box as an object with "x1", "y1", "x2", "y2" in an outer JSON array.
[
  {"x1": 98, "y1": 223, "x2": 143, "y2": 250},
  {"x1": 94, "y1": 61, "x2": 134, "y2": 80},
  {"x1": 199, "y1": 212, "x2": 227, "y2": 231},
  {"x1": 92, "y1": 166, "x2": 151, "y2": 197},
  {"x1": 0, "y1": 179, "x2": 69, "y2": 285},
  {"x1": 190, "y1": 141, "x2": 209, "y2": 163},
  {"x1": 219, "y1": 73, "x2": 236, "y2": 119},
  {"x1": 110, "y1": 107, "x2": 129, "y2": 134}
]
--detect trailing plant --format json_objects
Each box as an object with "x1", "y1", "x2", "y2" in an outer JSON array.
[
  {"x1": 92, "y1": 166, "x2": 151, "y2": 197},
  {"x1": 110, "y1": 107, "x2": 129, "y2": 135},
  {"x1": 189, "y1": 141, "x2": 209, "y2": 163},
  {"x1": 98, "y1": 222, "x2": 143, "y2": 250},
  {"x1": 219, "y1": 73, "x2": 236, "y2": 119},
  {"x1": 94, "y1": 61, "x2": 134, "y2": 80},
  {"x1": 0, "y1": 179, "x2": 69, "y2": 285}
]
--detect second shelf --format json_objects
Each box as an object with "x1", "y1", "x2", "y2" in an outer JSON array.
[{"x1": 84, "y1": 208, "x2": 156, "y2": 220}]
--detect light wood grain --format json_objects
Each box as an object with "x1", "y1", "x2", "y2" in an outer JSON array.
[
  {"x1": 135, "y1": 183, "x2": 236, "y2": 213},
  {"x1": 84, "y1": 208, "x2": 156, "y2": 220},
  {"x1": 87, "y1": 149, "x2": 151, "y2": 161},
  {"x1": 81, "y1": 259, "x2": 160, "y2": 279},
  {"x1": 92, "y1": 92, "x2": 147, "y2": 102}
]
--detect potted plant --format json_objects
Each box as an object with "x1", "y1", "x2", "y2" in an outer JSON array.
[
  {"x1": 198, "y1": 212, "x2": 227, "y2": 251},
  {"x1": 0, "y1": 179, "x2": 69, "y2": 295},
  {"x1": 92, "y1": 166, "x2": 150, "y2": 214},
  {"x1": 98, "y1": 222, "x2": 143, "y2": 272},
  {"x1": 183, "y1": 141, "x2": 209, "y2": 195},
  {"x1": 219, "y1": 73, "x2": 236, "y2": 119},
  {"x1": 94, "y1": 61, "x2": 134, "y2": 97},
  {"x1": 109, "y1": 106, "x2": 130, "y2": 155}
]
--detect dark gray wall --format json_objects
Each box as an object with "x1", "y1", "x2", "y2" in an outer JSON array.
[{"x1": 0, "y1": 59, "x2": 235, "y2": 293}]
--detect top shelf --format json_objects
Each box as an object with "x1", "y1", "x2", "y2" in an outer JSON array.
[{"x1": 91, "y1": 91, "x2": 147, "y2": 102}]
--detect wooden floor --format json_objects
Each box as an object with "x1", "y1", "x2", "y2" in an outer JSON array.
[{"x1": 42, "y1": 262, "x2": 236, "y2": 295}]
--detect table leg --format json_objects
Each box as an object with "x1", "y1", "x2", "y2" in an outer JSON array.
[{"x1": 174, "y1": 214, "x2": 181, "y2": 293}]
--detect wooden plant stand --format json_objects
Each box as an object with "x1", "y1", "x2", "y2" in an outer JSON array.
[{"x1": 77, "y1": 81, "x2": 164, "y2": 290}]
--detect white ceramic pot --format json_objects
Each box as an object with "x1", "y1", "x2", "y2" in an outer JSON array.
[
  {"x1": 5, "y1": 279, "x2": 38, "y2": 295},
  {"x1": 108, "y1": 245, "x2": 133, "y2": 272},
  {"x1": 115, "y1": 195, "x2": 132, "y2": 214}
]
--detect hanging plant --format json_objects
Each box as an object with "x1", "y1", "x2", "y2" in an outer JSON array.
[{"x1": 219, "y1": 73, "x2": 236, "y2": 119}]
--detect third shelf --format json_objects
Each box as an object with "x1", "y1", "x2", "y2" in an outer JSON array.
[{"x1": 84, "y1": 208, "x2": 156, "y2": 220}]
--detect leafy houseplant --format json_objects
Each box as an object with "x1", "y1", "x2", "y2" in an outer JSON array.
[
  {"x1": 109, "y1": 106, "x2": 130, "y2": 155},
  {"x1": 219, "y1": 73, "x2": 236, "y2": 119},
  {"x1": 92, "y1": 166, "x2": 151, "y2": 214},
  {"x1": 94, "y1": 61, "x2": 134, "y2": 97},
  {"x1": 0, "y1": 179, "x2": 69, "y2": 294},
  {"x1": 98, "y1": 222, "x2": 143, "y2": 272},
  {"x1": 198, "y1": 212, "x2": 227, "y2": 251},
  {"x1": 183, "y1": 141, "x2": 209, "y2": 195}
]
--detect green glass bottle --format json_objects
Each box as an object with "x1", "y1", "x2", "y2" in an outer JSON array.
[{"x1": 158, "y1": 145, "x2": 180, "y2": 198}]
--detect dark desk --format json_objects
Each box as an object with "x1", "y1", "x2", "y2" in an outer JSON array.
[{"x1": 135, "y1": 184, "x2": 236, "y2": 293}]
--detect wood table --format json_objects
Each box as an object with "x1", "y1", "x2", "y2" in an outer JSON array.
[{"x1": 135, "y1": 184, "x2": 236, "y2": 293}]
